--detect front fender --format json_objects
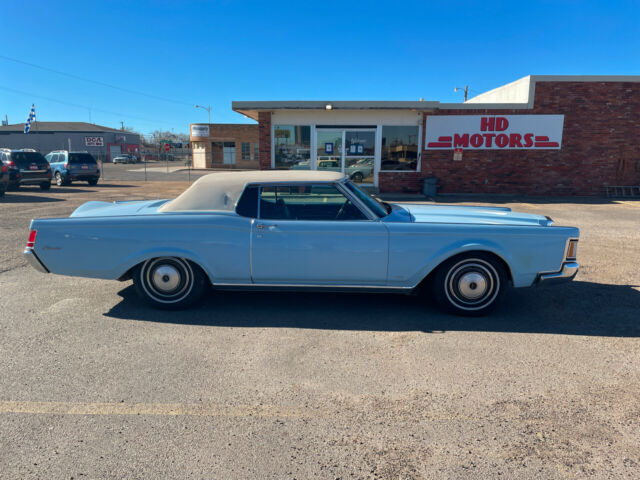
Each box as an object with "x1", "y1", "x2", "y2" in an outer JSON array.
[{"x1": 410, "y1": 239, "x2": 515, "y2": 287}]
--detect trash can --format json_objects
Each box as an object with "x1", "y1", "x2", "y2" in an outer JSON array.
[{"x1": 422, "y1": 177, "x2": 438, "y2": 197}]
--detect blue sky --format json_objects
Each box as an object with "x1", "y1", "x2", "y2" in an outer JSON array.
[{"x1": 1, "y1": 1, "x2": 638, "y2": 135}]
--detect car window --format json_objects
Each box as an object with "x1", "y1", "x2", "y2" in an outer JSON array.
[
  {"x1": 12, "y1": 151, "x2": 48, "y2": 168},
  {"x1": 236, "y1": 185, "x2": 259, "y2": 218},
  {"x1": 259, "y1": 184, "x2": 367, "y2": 221},
  {"x1": 69, "y1": 153, "x2": 97, "y2": 164}
]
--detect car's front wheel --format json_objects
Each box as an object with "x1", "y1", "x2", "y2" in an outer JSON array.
[
  {"x1": 431, "y1": 252, "x2": 508, "y2": 316},
  {"x1": 350, "y1": 172, "x2": 364, "y2": 183},
  {"x1": 133, "y1": 257, "x2": 208, "y2": 310}
]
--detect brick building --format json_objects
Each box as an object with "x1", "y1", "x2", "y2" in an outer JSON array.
[
  {"x1": 189, "y1": 123, "x2": 259, "y2": 169},
  {"x1": 232, "y1": 75, "x2": 640, "y2": 195}
]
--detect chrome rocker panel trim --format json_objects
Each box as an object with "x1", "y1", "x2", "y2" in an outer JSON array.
[
  {"x1": 536, "y1": 262, "x2": 579, "y2": 286},
  {"x1": 24, "y1": 249, "x2": 50, "y2": 273}
]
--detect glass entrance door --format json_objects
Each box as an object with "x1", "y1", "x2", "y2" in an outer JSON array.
[
  {"x1": 315, "y1": 129, "x2": 375, "y2": 185},
  {"x1": 315, "y1": 130, "x2": 343, "y2": 175}
]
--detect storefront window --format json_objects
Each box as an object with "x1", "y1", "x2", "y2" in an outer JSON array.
[
  {"x1": 274, "y1": 125, "x2": 310, "y2": 169},
  {"x1": 381, "y1": 126, "x2": 419, "y2": 171}
]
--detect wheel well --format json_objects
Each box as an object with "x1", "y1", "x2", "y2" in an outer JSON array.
[
  {"x1": 415, "y1": 250, "x2": 513, "y2": 292},
  {"x1": 117, "y1": 258, "x2": 210, "y2": 282}
]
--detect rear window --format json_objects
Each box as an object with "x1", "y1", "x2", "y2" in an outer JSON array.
[
  {"x1": 69, "y1": 153, "x2": 97, "y2": 165},
  {"x1": 12, "y1": 152, "x2": 48, "y2": 168}
]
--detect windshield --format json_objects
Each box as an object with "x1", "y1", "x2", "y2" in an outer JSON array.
[
  {"x1": 69, "y1": 153, "x2": 97, "y2": 164},
  {"x1": 343, "y1": 181, "x2": 389, "y2": 218}
]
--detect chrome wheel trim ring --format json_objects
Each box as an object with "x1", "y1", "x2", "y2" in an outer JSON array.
[
  {"x1": 444, "y1": 259, "x2": 500, "y2": 311},
  {"x1": 140, "y1": 257, "x2": 194, "y2": 304},
  {"x1": 55, "y1": 173, "x2": 63, "y2": 186}
]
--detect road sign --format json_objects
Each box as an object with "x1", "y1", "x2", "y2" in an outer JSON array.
[{"x1": 164, "y1": 143, "x2": 171, "y2": 152}]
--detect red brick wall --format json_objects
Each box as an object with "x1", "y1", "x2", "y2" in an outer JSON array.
[
  {"x1": 384, "y1": 81, "x2": 640, "y2": 196},
  {"x1": 258, "y1": 112, "x2": 272, "y2": 169}
]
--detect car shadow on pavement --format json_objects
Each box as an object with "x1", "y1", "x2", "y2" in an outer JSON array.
[
  {"x1": 104, "y1": 281, "x2": 640, "y2": 337},
  {"x1": 1, "y1": 193, "x2": 65, "y2": 203}
]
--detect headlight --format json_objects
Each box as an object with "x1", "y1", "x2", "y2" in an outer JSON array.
[{"x1": 566, "y1": 239, "x2": 578, "y2": 260}]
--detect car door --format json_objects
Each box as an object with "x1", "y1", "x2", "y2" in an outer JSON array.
[{"x1": 250, "y1": 183, "x2": 389, "y2": 285}]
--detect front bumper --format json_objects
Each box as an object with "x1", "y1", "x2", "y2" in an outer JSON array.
[
  {"x1": 536, "y1": 262, "x2": 579, "y2": 285},
  {"x1": 24, "y1": 249, "x2": 49, "y2": 273}
]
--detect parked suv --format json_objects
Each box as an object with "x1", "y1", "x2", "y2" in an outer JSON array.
[
  {"x1": 46, "y1": 151, "x2": 100, "y2": 186},
  {"x1": 0, "y1": 148, "x2": 52, "y2": 190}
]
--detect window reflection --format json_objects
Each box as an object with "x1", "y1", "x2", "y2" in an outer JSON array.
[
  {"x1": 381, "y1": 126, "x2": 419, "y2": 171},
  {"x1": 274, "y1": 125, "x2": 311, "y2": 169}
]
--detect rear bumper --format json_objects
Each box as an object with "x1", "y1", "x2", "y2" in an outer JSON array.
[
  {"x1": 536, "y1": 262, "x2": 579, "y2": 286},
  {"x1": 69, "y1": 173, "x2": 100, "y2": 181},
  {"x1": 24, "y1": 249, "x2": 49, "y2": 273}
]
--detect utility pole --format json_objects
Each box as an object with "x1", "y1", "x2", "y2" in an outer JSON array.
[{"x1": 120, "y1": 121, "x2": 125, "y2": 131}]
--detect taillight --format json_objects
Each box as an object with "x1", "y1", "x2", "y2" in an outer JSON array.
[
  {"x1": 64, "y1": 163, "x2": 69, "y2": 169},
  {"x1": 566, "y1": 239, "x2": 578, "y2": 260},
  {"x1": 6, "y1": 160, "x2": 15, "y2": 167},
  {"x1": 26, "y1": 230, "x2": 37, "y2": 249}
]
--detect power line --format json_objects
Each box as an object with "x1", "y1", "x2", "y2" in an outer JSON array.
[
  {"x1": 0, "y1": 85, "x2": 177, "y2": 128},
  {"x1": 0, "y1": 54, "x2": 193, "y2": 107}
]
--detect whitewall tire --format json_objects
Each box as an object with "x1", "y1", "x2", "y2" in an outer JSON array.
[
  {"x1": 133, "y1": 257, "x2": 208, "y2": 310},
  {"x1": 432, "y1": 252, "x2": 508, "y2": 316}
]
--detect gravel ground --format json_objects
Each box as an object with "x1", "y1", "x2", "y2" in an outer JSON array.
[{"x1": 0, "y1": 180, "x2": 639, "y2": 479}]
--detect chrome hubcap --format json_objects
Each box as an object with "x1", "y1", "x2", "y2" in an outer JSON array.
[
  {"x1": 152, "y1": 265, "x2": 181, "y2": 292},
  {"x1": 458, "y1": 272, "x2": 488, "y2": 300}
]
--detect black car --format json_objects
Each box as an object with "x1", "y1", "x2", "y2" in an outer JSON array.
[{"x1": 0, "y1": 149, "x2": 52, "y2": 190}]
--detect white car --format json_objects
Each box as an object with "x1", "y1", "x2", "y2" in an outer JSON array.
[{"x1": 112, "y1": 154, "x2": 137, "y2": 164}]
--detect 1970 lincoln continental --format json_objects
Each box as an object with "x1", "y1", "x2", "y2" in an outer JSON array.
[{"x1": 24, "y1": 171, "x2": 579, "y2": 315}]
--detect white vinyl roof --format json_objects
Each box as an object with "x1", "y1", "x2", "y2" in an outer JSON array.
[{"x1": 160, "y1": 170, "x2": 346, "y2": 212}]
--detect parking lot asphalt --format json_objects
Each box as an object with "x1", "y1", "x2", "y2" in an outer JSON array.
[{"x1": 1, "y1": 178, "x2": 639, "y2": 479}]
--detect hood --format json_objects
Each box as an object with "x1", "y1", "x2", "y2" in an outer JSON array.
[
  {"x1": 396, "y1": 203, "x2": 552, "y2": 227},
  {"x1": 70, "y1": 199, "x2": 170, "y2": 218}
]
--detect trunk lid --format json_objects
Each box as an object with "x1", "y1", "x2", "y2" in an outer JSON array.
[{"x1": 70, "y1": 199, "x2": 170, "y2": 218}]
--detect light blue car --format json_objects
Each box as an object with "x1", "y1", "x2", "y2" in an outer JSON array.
[{"x1": 24, "y1": 171, "x2": 579, "y2": 315}]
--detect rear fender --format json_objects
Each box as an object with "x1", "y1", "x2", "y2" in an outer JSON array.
[{"x1": 115, "y1": 247, "x2": 215, "y2": 284}]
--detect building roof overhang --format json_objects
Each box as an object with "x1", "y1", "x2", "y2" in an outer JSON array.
[{"x1": 232, "y1": 75, "x2": 640, "y2": 120}]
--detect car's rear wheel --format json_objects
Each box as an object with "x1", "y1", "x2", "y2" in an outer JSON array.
[
  {"x1": 40, "y1": 182, "x2": 51, "y2": 190},
  {"x1": 54, "y1": 172, "x2": 69, "y2": 186},
  {"x1": 133, "y1": 257, "x2": 208, "y2": 310},
  {"x1": 350, "y1": 172, "x2": 364, "y2": 183},
  {"x1": 431, "y1": 252, "x2": 508, "y2": 316},
  {"x1": 88, "y1": 178, "x2": 98, "y2": 186}
]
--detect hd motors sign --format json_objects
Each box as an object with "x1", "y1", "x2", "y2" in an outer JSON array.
[{"x1": 425, "y1": 115, "x2": 564, "y2": 150}]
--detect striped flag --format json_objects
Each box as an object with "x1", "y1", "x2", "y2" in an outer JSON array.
[{"x1": 24, "y1": 104, "x2": 36, "y2": 134}]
